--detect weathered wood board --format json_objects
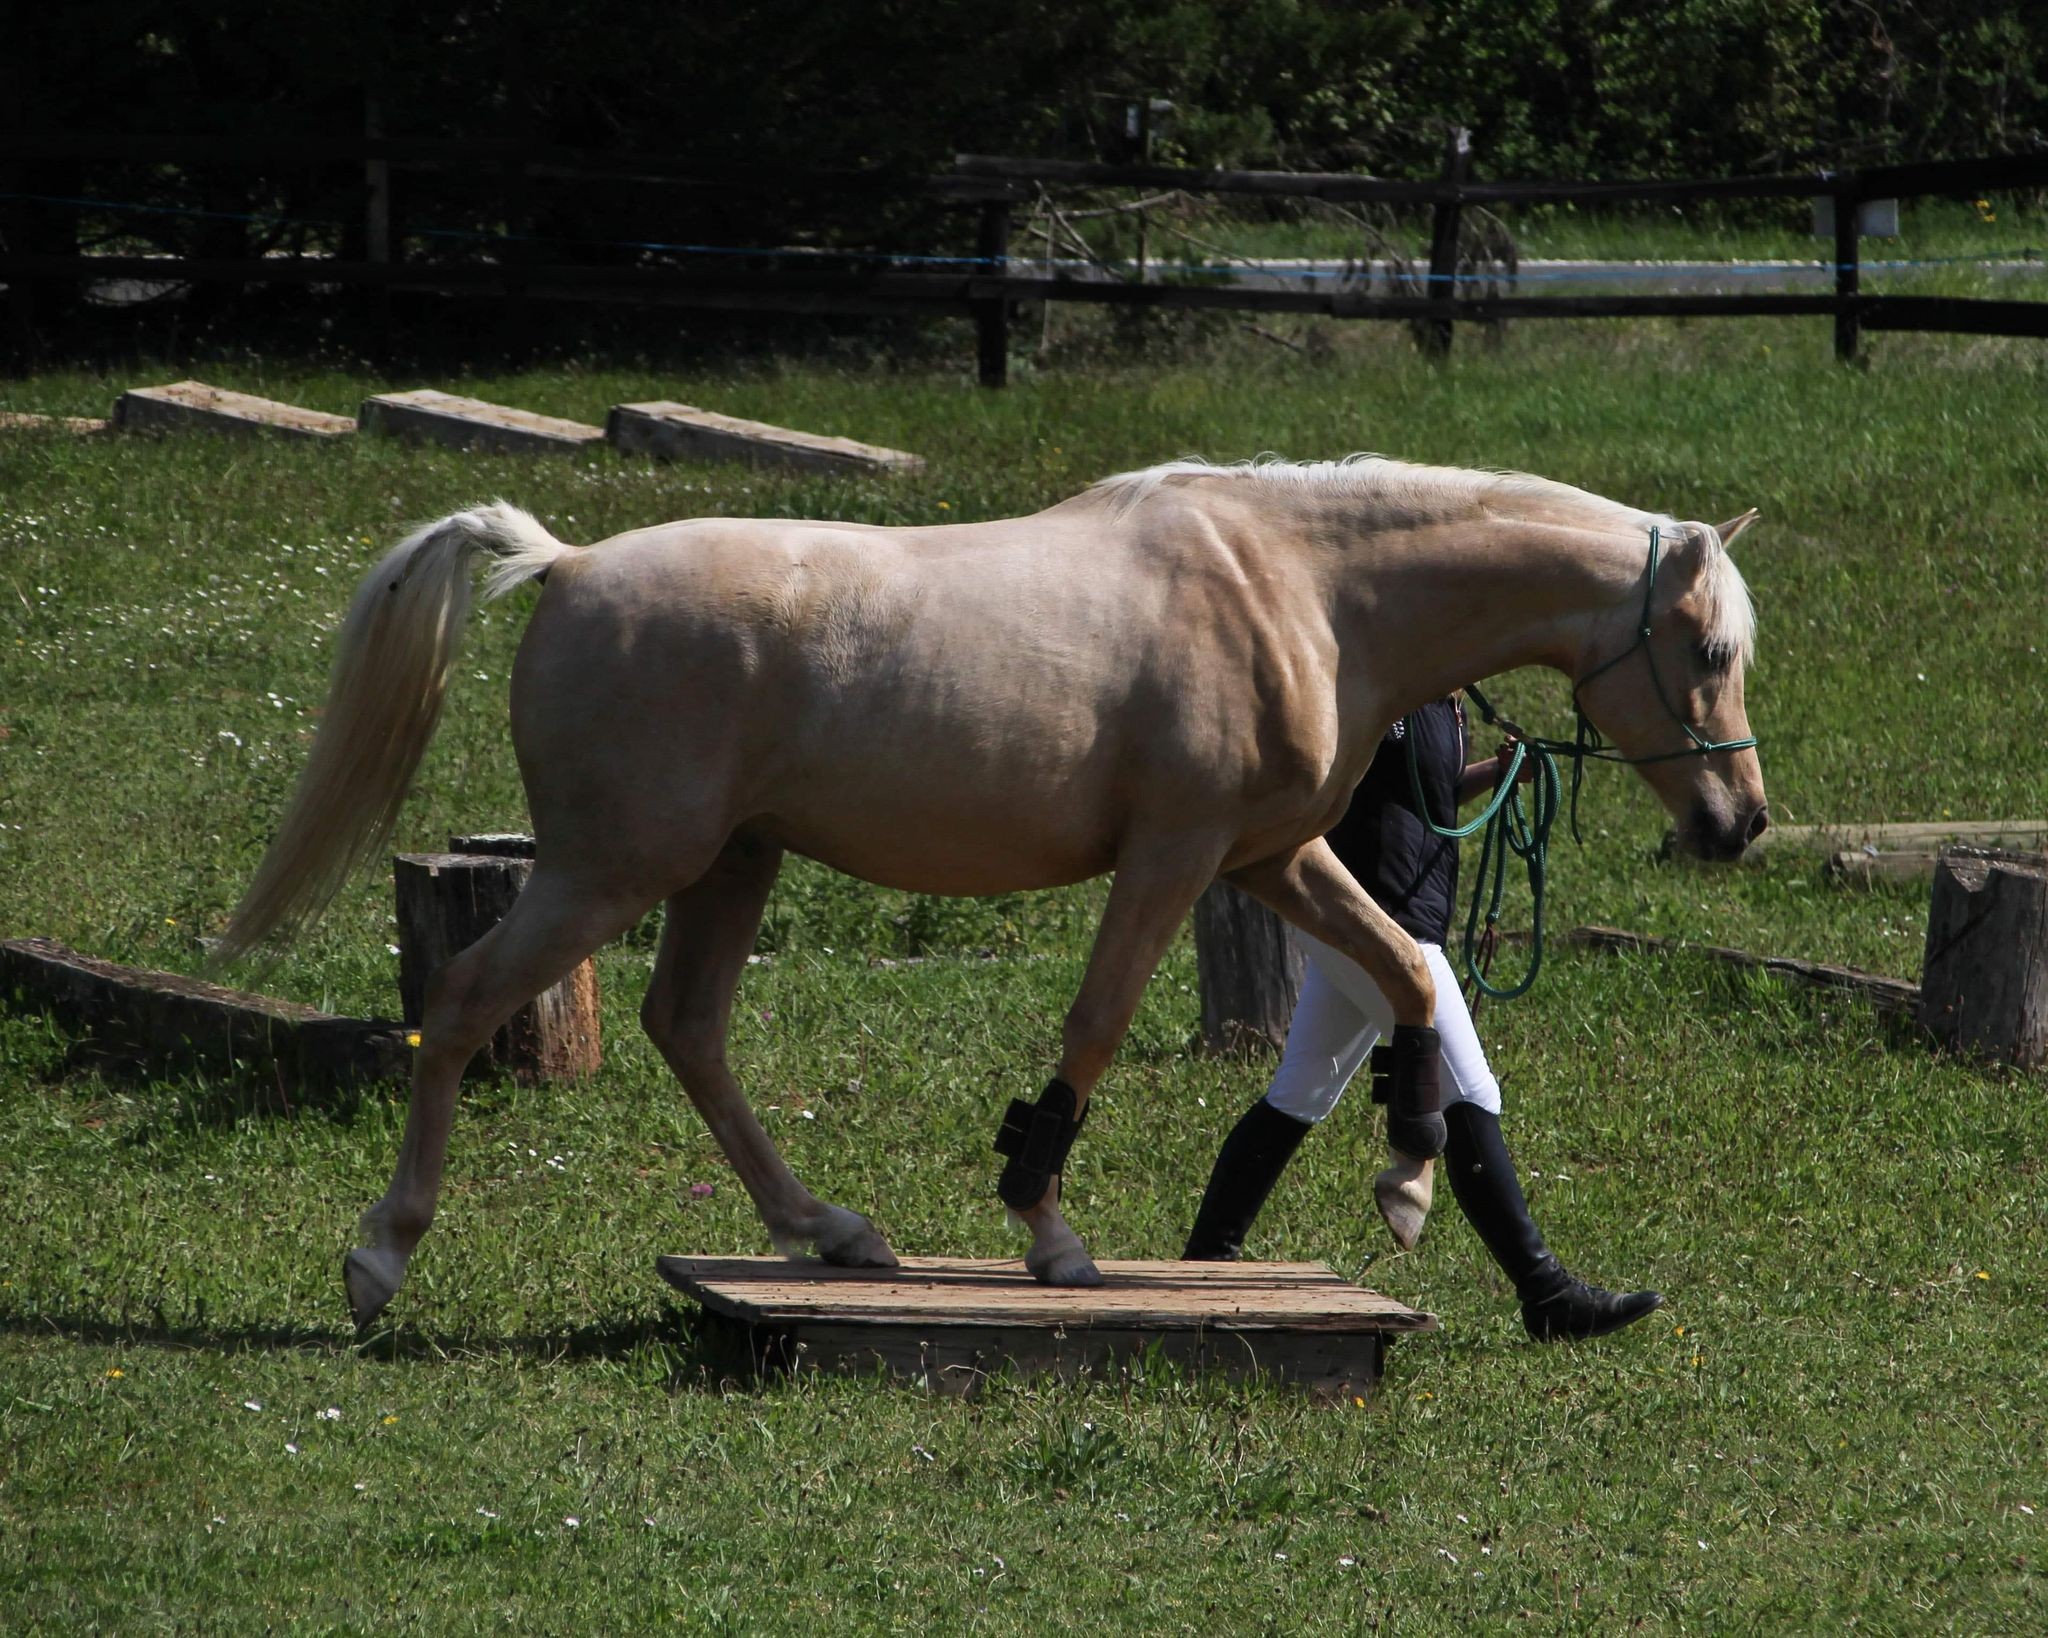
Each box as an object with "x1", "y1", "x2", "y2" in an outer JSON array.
[
  {"x1": 656, "y1": 1255, "x2": 1433, "y2": 1396},
  {"x1": 0, "y1": 936, "x2": 410, "y2": 1085},
  {"x1": 608, "y1": 401, "x2": 924, "y2": 476},
  {"x1": 360, "y1": 388, "x2": 605, "y2": 454},
  {"x1": 1826, "y1": 844, "x2": 2045, "y2": 887},
  {"x1": 0, "y1": 410, "x2": 107, "y2": 434},
  {"x1": 1721, "y1": 818, "x2": 2048, "y2": 862},
  {"x1": 112, "y1": 380, "x2": 356, "y2": 440}
]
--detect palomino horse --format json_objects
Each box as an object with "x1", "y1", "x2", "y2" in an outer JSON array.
[{"x1": 218, "y1": 456, "x2": 1767, "y2": 1327}]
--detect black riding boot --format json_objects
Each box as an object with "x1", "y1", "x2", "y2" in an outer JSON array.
[
  {"x1": 1442, "y1": 1102, "x2": 1664, "y2": 1342},
  {"x1": 1182, "y1": 1099, "x2": 1312, "y2": 1261}
]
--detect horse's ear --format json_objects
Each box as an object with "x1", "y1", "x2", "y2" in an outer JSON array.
[{"x1": 1714, "y1": 509, "x2": 1760, "y2": 549}]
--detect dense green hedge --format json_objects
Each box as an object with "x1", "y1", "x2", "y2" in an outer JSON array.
[{"x1": 8, "y1": 2, "x2": 2045, "y2": 264}]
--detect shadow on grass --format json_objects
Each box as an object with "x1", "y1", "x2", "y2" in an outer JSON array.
[{"x1": 0, "y1": 1301, "x2": 758, "y2": 1386}]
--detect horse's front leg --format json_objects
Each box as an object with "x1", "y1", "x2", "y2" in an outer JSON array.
[
  {"x1": 1228, "y1": 837, "x2": 1444, "y2": 1251},
  {"x1": 1004, "y1": 839, "x2": 1226, "y2": 1286}
]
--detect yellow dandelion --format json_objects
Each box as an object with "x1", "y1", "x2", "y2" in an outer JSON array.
[
  {"x1": 1674, "y1": 1325, "x2": 1685, "y2": 1336},
  {"x1": 382, "y1": 1414, "x2": 399, "y2": 1425},
  {"x1": 1974, "y1": 1270, "x2": 1989, "y2": 1280},
  {"x1": 107, "y1": 1368, "x2": 124, "y2": 1378},
  {"x1": 937, "y1": 501, "x2": 951, "y2": 510},
  {"x1": 405, "y1": 1031, "x2": 422, "y2": 1048},
  {"x1": 1352, "y1": 1396, "x2": 1366, "y2": 1409}
]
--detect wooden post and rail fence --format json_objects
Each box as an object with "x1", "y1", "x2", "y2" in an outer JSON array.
[{"x1": 4, "y1": 133, "x2": 2045, "y2": 378}]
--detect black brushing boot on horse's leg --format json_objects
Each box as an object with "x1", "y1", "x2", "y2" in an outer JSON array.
[
  {"x1": 1182, "y1": 1098, "x2": 1312, "y2": 1261},
  {"x1": 1441, "y1": 1101, "x2": 1663, "y2": 1342}
]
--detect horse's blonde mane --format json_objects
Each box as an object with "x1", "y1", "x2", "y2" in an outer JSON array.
[{"x1": 1089, "y1": 453, "x2": 1754, "y2": 662}]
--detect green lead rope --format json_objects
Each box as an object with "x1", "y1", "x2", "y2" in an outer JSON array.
[
  {"x1": 1403, "y1": 692, "x2": 1564, "y2": 1001},
  {"x1": 1401, "y1": 525, "x2": 1760, "y2": 1003}
]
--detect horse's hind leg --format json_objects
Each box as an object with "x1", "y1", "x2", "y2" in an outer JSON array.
[
  {"x1": 346, "y1": 867, "x2": 651, "y2": 1327},
  {"x1": 641, "y1": 834, "x2": 897, "y2": 1268},
  {"x1": 1011, "y1": 838, "x2": 1225, "y2": 1287}
]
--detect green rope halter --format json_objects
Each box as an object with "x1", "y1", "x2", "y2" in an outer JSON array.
[{"x1": 1403, "y1": 525, "x2": 1759, "y2": 1001}]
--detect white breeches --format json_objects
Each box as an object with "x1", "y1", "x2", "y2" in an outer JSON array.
[{"x1": 1263, "y1": 933, "x2": 1502, "y2": 1123}]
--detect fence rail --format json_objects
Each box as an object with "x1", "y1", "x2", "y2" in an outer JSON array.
[{"x1": 4, "y1": 132, "x2": 2044, "y2": 379}]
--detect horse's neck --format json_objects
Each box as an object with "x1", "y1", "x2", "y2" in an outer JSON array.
[{"x1": 1325, "y1": 509, "x2": 1645, "y2": 716}]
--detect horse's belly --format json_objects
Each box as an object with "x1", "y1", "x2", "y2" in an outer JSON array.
[{"x1": 765, "y1": 789, "x2": 1115, "y2": 896}]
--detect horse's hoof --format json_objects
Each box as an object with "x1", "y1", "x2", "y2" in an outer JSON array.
[
  {"x1": 813, "y1": 1205, "x2": 900, "y2": 1269},
  {"x1": 1026, "y1": 1241, "x2": 1103, "y2": 1287},
  {"x1": 343, "y1": 1246, "x2": 405, "y2": 1330},
  {"x1": 1373, "y1": 1154, "x2": 1436, "y2": 1252}
]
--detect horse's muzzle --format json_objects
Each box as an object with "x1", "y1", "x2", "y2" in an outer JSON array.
[{"x1": 1683, "y1": 800, "x2": 1769, "y2": 862}]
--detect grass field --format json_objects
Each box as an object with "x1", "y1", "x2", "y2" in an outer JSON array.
[{"x1": 3, "y1": 313, "x2": 2046, "y2": 1630}]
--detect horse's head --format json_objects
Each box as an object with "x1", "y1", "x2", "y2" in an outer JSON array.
[{"x1": 1573, "y1": 512, "x2": 1768, "y2": 862}]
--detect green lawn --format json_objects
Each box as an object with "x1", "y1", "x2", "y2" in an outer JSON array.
[{"x1": 3, "y1": 316, "x2": 2045, "y2": 1629}]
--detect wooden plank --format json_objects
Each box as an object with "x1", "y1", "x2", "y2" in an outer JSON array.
[
  {"x1": 1826, "y1": 845, "x2": 2045, "y2": 887},
  {"x1": 1563, "y1": 925, "x2": 1921, "y2": 1018},
  {"x1": 655, "y1": 1255, "x2": 1434, "y2": 1332},
  {"x1": 112, "y1": 380, "x2": 356, "y2": 440},
  {"x1": 1862, "y1": 296, "x2": 2048, "y2": 339},
  {"x1": 1756, "y1": 820, "x2": 2048, "y2": 855},
  {"x1": 0, "y1": 410, "x2": 106, "y2": 434},
  {"x1": 607, "y1": 401, "x2": 923, "y2": 475},
  {"x1": 0, "y1": 936, "x2": 410, "y2": 1085},
  {"x1": 359, "y1": 388, "x2": 604, "y2": 455}
]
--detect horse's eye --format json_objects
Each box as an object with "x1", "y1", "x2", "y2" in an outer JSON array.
[{"x1": 1694, "y1": 642, "x2": 1730, "y2": 675}]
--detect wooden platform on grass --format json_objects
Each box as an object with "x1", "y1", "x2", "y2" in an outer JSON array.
[
  {"x1": 608, "y1": 401, "x2": 924, "y2": 476},
  {"x1": 359, "y1": 388, "x2": 605, "y2": 454},
  {"x1": 655, "y1": 1255, "x2": 1433, "y2": 1395},
  {"x1": 112, "y1": 381, "x2": 356, "y2": 440}
]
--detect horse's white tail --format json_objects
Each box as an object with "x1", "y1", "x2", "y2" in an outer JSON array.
[{"x1": 215, "y1": 502, "x2": 573, "y2": 962}]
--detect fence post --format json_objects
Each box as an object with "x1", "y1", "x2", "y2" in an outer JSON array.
[
  {"x1": 974, "y1": 198, "x2": 1012, "y2": 387},
  {"x1": 1920, "y1": 848, "x2": 2048, "y2": 1071},
  {"x1": 394, "y1": 851, "x2": 602, "y2": 1083},
  {"x1": 1192, "y1": 882, "x2": 1305, "y2": 1055},
  {"x1": 1833, "y1": 173, "x2": 1861, "y2": 364},
  {"x1": 1422, "y1": 125, "x2": 1471, "y2": 359}
]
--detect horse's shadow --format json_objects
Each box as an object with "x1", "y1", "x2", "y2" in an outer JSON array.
[{"x1": 0, "y1": 1301, "x2": 746, "y2": 1382}]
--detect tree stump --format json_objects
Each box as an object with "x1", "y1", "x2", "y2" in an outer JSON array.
[
  {"x1": 1192, "y1": 881, "x2": 1304, "y2": 1055},
  {"x1": 1920, "y1": 848, "x2": 2048, "y2": 1071},
  {"x1": 394, "y1": 852, "x2": 601, "y2": 1082}
]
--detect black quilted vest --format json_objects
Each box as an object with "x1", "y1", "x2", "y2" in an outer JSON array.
[{"x1": 1323, "y1": 696, "x2": 1465, "y2": 944}]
